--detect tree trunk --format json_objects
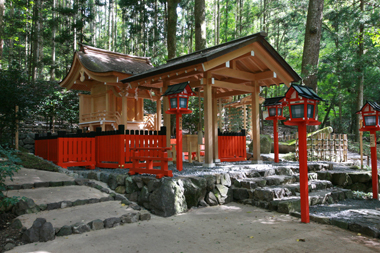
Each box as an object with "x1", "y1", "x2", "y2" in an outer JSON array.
[
  {"x1": 50, "y1": 0, "x2": 56, "y2": 81},
  {"x1": 167, "y1": 0, "x2": 178, "y2": 59},
  {"x1": 216, "y1": 0, "x2": 220, "y2": 44},
  {"x1": 194, "y1": 0, "x2": 206, "y2": 51},
  {"x1": 0, "y1": 0, "x2": 4, "y2": 68},
  {"x1": 355, "y1": 0, "x2": 364, "y2": 142},
  {"x1": 301, "y1": 0, "x2": 324, "y2": 92}
]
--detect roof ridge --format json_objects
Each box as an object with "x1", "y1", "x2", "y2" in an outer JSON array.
[
  {"x1": 166, "y1": 31, "x2": 267, "y2": 63},
  {"x1": 79, "y1": 44, "x2": 152, "y2": 63}
]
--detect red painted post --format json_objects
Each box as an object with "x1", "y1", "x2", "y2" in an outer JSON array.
[
  {"x1": 298, "y1": 122, "x2": 310, "y2": 223},
  {"x1": 370, "y1": 130, "x2": 379, "y2": 199},
  {"x1": 273, "y1": 118, "x2": 279, "y2": 163},
  {"x1": 176, "y1": 114, "x2": 183, "y2": 171}
]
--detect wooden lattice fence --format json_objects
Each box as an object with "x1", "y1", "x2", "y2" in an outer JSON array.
[{"x1": 294, "y1": 133, "x2": 348, "y2": 162}]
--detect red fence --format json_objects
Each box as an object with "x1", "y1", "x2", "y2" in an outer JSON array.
[
  {"x1": 35, "y1": 126, "x2": 167, "y2": 170},
  {"x1": 35, "y1": 132, "x2": 96, "y2": 169},
  {"x1": 218, "y1": 129, "x2": 246, "y2": 162},
  {"x1": 96, "y1": 128, "x2": 167, "y2": 169}
]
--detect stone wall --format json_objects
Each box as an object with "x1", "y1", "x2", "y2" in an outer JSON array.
[
  {"x1": 79, "y1": 171, "x2": 233, "y2": 217},
  {"x1": 18, "y1": 133, "x2": 36, "y2": 153}
]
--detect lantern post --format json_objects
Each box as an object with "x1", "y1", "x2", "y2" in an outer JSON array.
[
  {"x1": 356, "y1": 101, "x2": 380, "y2": 200},
  {"x1": 263, "y1": 97, "x2": 286, "y2": 163},
  {"x1": 162, "y1": 82, "x2": 196, "y2": 171},
  {"x1": 280, "y1": 84, "x2": 325, "y2": 223}
]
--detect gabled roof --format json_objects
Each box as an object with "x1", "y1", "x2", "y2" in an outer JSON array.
[
  {"x1": 284, "y1": 84, "x2": 324, "y2": 101},
  {"x1": 121, "y1": 32, "x2": 301, "y2": 84},
  {"x1": 76, "y1": 44, "x2": 153, "y2": 74},
  {"x1": 60, "y1": 45, "x2": 153, "y2": 91},
  {"x1": 263, "y1": 96, "x2": 285, "y2": 106},
  {"x1": 357, "y1": 101, "x2": 380, "y2": 113},
  {"x1": 162, "y1": 82, "x2": 196, "y2": 96}
]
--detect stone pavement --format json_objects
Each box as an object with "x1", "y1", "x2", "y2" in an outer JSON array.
[
  {"x1": 7, "y1": 203, "x2": 380, "y2": 253},
  {"x1": 3, "y1": 163, "x2": 380, "y2": 252}
]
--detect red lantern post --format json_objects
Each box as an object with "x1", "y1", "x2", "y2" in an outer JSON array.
[
  {"x1": 357, "y1": 101, "x2": 380, "y2": 200},
  {"x1": 280, "y1": 84, "x2": 325, "y2": 223},
  {"x1": 162, "y1": 82, "x2": 196, "y2": 171},
  {"x1": 263, "y1": 97, "x2": 286, "y2": 163}
]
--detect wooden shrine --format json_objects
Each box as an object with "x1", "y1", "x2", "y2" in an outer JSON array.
[
  {"x1": 60, "y1": 44, "x2": 161, "y2": 132},
  {"x1": 121, "y1": 32, "x2": 301, "y2": 167}
]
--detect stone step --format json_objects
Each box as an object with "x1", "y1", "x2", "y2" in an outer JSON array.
[
  {"x1": 5, "y1": 168, "x2": 76, "y2": 190},
  {"x1": 261, "y1": 188, "x2": 353, "y2": 214},
  {"x1": 232, "y1": 180, "x2": 334, "y2": 201},
  {"x1": 16, "y1": 201, "x2": 151, "y2": 243},
  {"x1": 7, "y1": 185, "x2": 114, "y2": 215}
]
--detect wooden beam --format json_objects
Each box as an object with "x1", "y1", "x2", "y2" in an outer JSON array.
[
  {"x1": 251, "y1": 43, "x2": 293, "y2": 86},
  {"x1": 122, "y1": 96, "x2": 128, "y2": 128},
  {"x1": 212, "y1": 80, "x2": 254, "y2": 93},
  {"x1": 204, "y1": 73, "x2": 214, "y2": 166},
  {"x1": 202, "y1": 43, "x2": 255, "y2": 71},
  {"x1": 215, "y1": 90, "x2": 249, "y2": 98},
  {"x1": 251, "y1": 81, "x2": 260, "y2": 161},
  {"x1": 211, "y1": 68, "x2": 275, "y2": 82}
]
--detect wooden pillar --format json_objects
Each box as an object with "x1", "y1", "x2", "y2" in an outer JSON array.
[
  {"x1": 156, "y1": 98, "x2": 162, "y2": 131},
  {"x1": 251, "y1": 81, "x2": 261, "y2": 161},
  {"x1": 204, "y1": 74, "x2": 214, "y2": 167},
  {"x1": 122, "y1": 96, "x2": 128, "y2": 128},
  {"x1": 243, "y1": 104, "x2": 247, "y2": 130},
  {"x1": 79, "y1": 94, "x2": 84, "y2": 124},
  {"x1": 105, "y1": 87, "x2": 109, "y2": 113},
  {"x1": 163, "y1": 81, "x2": 171, "y2": 151},
  {"x1": 213, "y1": 89, "x2": 219, "y2": 162},
  {"x1": 218, "y1": 98, "x2": 223, "y2": 129}
]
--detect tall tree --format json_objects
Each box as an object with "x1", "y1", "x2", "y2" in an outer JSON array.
[
  {"x1": 355, "y1": 0, "x2": 364, "y2": 141},
  {"x1": 0, "y1": 0, "x2": 4, "y2": 67},
  {"x1": 167, "y1": 0, "x2": 178, "y2": 59},
  {"x1": 194, "y1": 0, "x2": 206, "y2": 51},
  {"x1": 301, "y1": 0, "x2": 324, "y2": 92}
]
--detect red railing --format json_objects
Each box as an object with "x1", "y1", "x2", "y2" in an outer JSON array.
[
  {"x1": 35, "y1": 132, "x2": 96, "y2": 169},
  {"x1": 218, "y1": 129, "x2": 246, "y2": 162},
  {"x1": 96, "y1": 129, "x2": 167, "y2": 169}
]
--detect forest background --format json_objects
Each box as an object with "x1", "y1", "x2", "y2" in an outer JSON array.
[{"x1": 0, "y1": 0, "x2": 380, "y2": 145}]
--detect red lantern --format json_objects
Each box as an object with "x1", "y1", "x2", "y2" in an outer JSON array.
[
  {"x1": 263, "y1": 97, "x2": 285, "y2": 163},
  {"x1": 356, "y1": 101, "x2": 379, "y2": 200},
  {"x1": 162, "y1": 82, "x2": 196, "y2": 171},
  {"x1": 280, "y1": 84, "x2": 325, "y2": 224}
]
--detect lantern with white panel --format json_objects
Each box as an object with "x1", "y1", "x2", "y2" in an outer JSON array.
[
  {"x1": 162, "y1": 81, "x2": 196, "y2": 171},
  {"x1": 356, "y1": 101, "x2": 380, "y2": 200},
  {"x1": 280, "y1": 84, "x2": 325, "y2": 224}
]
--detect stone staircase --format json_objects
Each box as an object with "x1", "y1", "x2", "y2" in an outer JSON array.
[
  {"x1": 229, "y1": 163, "x2": 353, "y2": 214},
  {"x1": 5, "y1": 168, "x2": 151, "y2": 246}
]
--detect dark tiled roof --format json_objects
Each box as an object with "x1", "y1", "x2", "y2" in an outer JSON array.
[
  {"x1": 357, "y1": 101, "x2": 380, "y2": 113},
  {"x1": 287, "y1": 84, "x2": 324, "y2": 101},
  {"x1": 263, "y1": 96, "x2": 285, "y2": 106},
  {"x1": 77, "y1": 45, "x2": 153, "y2": 74},
  {"x1": 121, "y1": 32, "x2": 301, "y2": 83},
  {"x1": 162, "y1": 82, "x2": 196, "y2": 96}
]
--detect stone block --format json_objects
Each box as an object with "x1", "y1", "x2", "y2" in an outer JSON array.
[{"x1": 121, "y1": 213, "x2": 140, "y2": 223}]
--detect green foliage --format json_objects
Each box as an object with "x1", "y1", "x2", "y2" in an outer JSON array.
[{"x1": 0, "y1": 146, "x2": 22, "y2": 209}]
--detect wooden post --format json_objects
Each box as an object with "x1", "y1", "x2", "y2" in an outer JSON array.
[
  {"x1": 218, "y1": 98, "x2": 223, "y2": 129},
  {"x1": 163, "y1": 81, "x2": 171, "y2": 152},
  {"x1": 105, "y1": 87, "x2": 109, "y2": 113},
  {"x1": 251, "y1": 81, "x2": 260, "y2": 161},
  {"x1": 213, "y1": 89, "x2": 219, "y2": 162},
  {"x1": 298, "y1": 122, "x2": 310, "y2": 223},
  {"x1": 204, "y1": 74, "x2": 214, "y2": 167},
  {"x1": 243, "y1": 104, "x2": 247, "y2": 130},
  {"x1": 156, "y1": 98, "x2": 161, "y2": 131},
  {"x1": 370, "y1": 130, "x2": 378, "y2": 199},
  {"x1": 79, "y1": 94, "x2": 84, "y2": 124},
  {"x1": 15, "y1": 105, "x2": 19, "y2": 150},
  {"x1": 122, "y1": 96, "x2": 128, "y2": 128}
]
